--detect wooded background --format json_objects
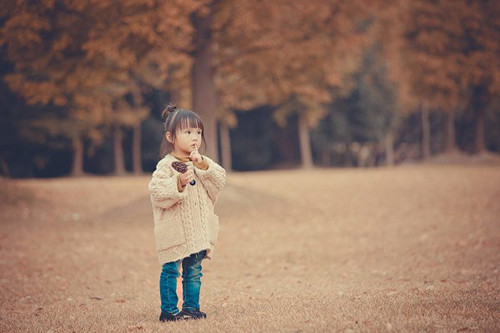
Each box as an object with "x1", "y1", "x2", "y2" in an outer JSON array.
[{"x1": 0, "y1": 0, "x2": 499, "y2": 177}]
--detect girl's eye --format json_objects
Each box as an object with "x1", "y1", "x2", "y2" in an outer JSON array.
[
  {"x1": 197, "y1": 131, "x2": 202, "y2": 135},
  {"x1": 186, "y1": 131, "x2": 191, "y2": 134}
]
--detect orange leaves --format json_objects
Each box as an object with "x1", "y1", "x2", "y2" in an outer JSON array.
[
  {"x1": 398, "y1": 0, "x2": 500, "y2": 113},
  {"x1": 4, "y1": 74, "x2": 59, "y2": 105},
  {"x1": 0, "y1": 10, "x2": 50, "y2": 50},
  {"x1": 52, "y1": 34, "x2": 72, "y2": 53},
  {"x1": 214, "y1": 0, "x2": 373, "y2": 119},
  {"x1": 1, "y1": 0, "x2": 379, "y2": 131},
  {"x1": 3, "y1": 11, "x2": 51, "y2": 33},
  {"x1": 0, "y1": 0, "x2": 203, "y2": 132}
]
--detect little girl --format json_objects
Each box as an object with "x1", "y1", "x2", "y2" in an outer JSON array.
[{"x1": 148, "y1": 104, "x2": 226, "y2": 322}]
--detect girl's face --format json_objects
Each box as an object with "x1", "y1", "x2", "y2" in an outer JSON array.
[{"x1": 168, "y1": 126, "x2": 202, "y2": 156}]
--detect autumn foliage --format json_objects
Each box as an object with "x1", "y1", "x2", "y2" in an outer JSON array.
[{"x1": 0, "y1": 0, "x2": 499, "y2": 176}]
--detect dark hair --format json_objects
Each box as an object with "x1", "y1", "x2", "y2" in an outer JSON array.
[{"x1": 159, "y1": 103, "x2": 206, "y2": 159}]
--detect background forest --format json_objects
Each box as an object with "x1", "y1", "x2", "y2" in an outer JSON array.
[{"x1": 0, "y1": 0, "x2": 499, "y2": 177}]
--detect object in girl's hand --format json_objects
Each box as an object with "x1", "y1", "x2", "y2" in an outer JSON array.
[{"x1": 171, "y1": 161, "x2": 196, "y2": 186}]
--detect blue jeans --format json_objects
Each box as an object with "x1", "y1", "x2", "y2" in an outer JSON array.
[{"x1": 159, "y1": 250, "x2": 206, "y2": 314}]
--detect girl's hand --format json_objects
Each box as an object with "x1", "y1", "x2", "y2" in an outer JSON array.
[
  {"x1": 179, "y1": 165, "x2": 195, "y2": 187},
  {"x1": 190, "y1": 150, "x2": 203, "y2": 163}
]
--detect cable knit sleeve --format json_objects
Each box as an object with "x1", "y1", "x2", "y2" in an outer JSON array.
[
  {"x1": 194, "y1": 156, "x2": 226, "y2": 205},
  {"x1": 148, "y1": 158, "x2": 188, "y2": 209}
]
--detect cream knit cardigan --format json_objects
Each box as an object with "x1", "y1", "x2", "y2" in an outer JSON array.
[{"x1": 148, "y1": 154, "x2": 226, "y2": 265}]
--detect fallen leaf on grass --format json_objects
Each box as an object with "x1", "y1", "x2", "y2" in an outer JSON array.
[
  {"x1": 128, "y1": 325, "x2": 144, "y2": 331},
  {"x1": 89, "y1": 296, "x2": 103, "y2": 300}
]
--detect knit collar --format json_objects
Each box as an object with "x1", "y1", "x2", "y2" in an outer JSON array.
[{"x1": 170, "y1": 152, "x2": 191, "y2": 162}]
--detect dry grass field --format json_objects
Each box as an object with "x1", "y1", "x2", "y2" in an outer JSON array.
[{"x1": 0, "y1": 163, "x2": 499, "y2": 332}]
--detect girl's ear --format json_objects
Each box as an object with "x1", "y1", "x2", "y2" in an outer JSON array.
[{"x1": 166, "y1": 132, "x2": 173, "y2": 143}]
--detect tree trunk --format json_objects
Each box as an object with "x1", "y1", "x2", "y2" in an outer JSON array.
[
  {"x1": 192, "y1": 8, "x2": 218, "y2": 161},
  {"x1": 0, "y1": 156, "x2": 10, "y2": 177},
  {"x1": 298, "y1": 114, "x2": 313, "y2": 168},
  {"x1": 473, "y1": 106, "x2": 486, "y2": 154},
  {"x1": 71, "y1": 136, "x2": 84, "y2": 177},
  {"x1": 469, "y1": 84, "x2": 489, "y2": 154},
  {"x1": 274, "y1": 122, "x2": 300, "y2": 166},
  {"x1": 132, "y1": 123, "x2": 143, "y2": 175},
  {"x1": 131, "y1": 89, "x2": 144, "y2": 175},
  {"x1": 343, "y1": 126, "x2": 353, "y2": 167},
  {"x1": 344, "y1": 142, "x2": 353, "y2": 167},
  {"x1": 113, "y1": 127, "x2": 127, "y2": 175},
  {"x1": 384, "y1": 132, "x2": 395, "y2": 166},
  {"x1": 321, "y1": 150, "x2": 330, "y2": 166},
  {"x1": 444, "y1": 111, "x2": 457, "y2": 153},
  {"x1": 219, "y1": 122, "x2": 232, "y2": 171},
  {"x1": 421, "y1": 101, "x2": 431, "y2": 160}
]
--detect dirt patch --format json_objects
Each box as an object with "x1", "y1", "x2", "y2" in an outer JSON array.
[{"x1": 0, "y1": 166, "x2": 499, "y2": 332}]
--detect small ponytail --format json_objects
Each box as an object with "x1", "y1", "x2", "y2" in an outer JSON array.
[{"x1": 162, "y1": 103, "x2": 177, "y2": 120}]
